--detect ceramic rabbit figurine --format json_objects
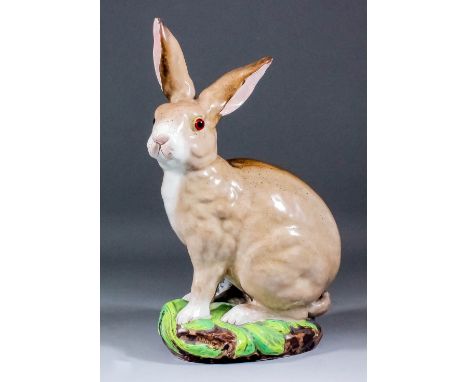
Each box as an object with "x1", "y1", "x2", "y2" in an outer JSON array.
[{"x1": 148, "y1": 18, "x2": 341, "y2": 326}]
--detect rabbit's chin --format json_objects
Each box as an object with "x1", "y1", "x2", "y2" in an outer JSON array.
[{"x1": 156, "y1": 155, "x2": 187, "y2": 172}]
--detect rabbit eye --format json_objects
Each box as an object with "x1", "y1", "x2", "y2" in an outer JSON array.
[
  {"x1": 152, "y1": 118, "x2": 155, "y2": 125},
  {"x1": 194, "y1": 118, "x2": 205, "y2": 131}
]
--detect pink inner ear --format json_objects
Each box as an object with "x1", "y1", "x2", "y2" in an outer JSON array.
[
  {"x1": 220, "y1": 61, "x2": 272, "y2": 116},
  {"x1": 153, "y1": 18, "x2": 163, "y2": 89}
]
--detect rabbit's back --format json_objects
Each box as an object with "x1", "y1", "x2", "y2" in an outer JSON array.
[{"x1": 228, "y1": 158, "x2": 339, "y2": 241}]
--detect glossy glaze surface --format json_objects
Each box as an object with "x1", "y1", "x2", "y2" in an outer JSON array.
[{"x1": 148, "y1": 18, "x2": 341, "y2": 326}]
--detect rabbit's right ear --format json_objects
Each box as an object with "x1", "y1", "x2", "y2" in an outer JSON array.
[
  {"x1": 153, "y1": 18, "x2": 195, "y2": 102},
  {"x1": 198, "y1": 56, "x2": 272, "y2": 120}
]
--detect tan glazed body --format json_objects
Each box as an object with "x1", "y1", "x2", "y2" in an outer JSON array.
[{"x1": 148, "y1": 18, "x2": 341, "y2": 325}]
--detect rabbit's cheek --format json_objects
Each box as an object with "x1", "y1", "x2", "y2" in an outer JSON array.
[
  {"x1": 191, "y1": 142, "x2": 207, "y2": 158},
  {"x1": 170, "y1": 135, "x2": 190, "y2": 162},
  {"x1": 190, "y1": 133, "x2": 217, "y2": 159}
]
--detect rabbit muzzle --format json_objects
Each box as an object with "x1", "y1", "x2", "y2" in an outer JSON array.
[
  {"x1": 147, "y1": 118, "x2": 191, "y2": 171},
  {"x1": 154, "y1": 134, "x2": 169, "y2": 146},
  {"x1": 147, "y1": 134, "x2": 172, "y2": 159}
]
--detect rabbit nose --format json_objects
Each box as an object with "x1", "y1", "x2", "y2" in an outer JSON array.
[{"x1": 154, "y1": 134, "x2": 169, "y2": 146}]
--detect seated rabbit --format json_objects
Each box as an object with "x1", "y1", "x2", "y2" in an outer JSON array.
[{"x1": 147, "y1": 19, "x2": 341, "y2": 325}]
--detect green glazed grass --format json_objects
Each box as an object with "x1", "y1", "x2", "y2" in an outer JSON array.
[{"x1": 158, "y1": 299, "x2": 320, "y2": 360}]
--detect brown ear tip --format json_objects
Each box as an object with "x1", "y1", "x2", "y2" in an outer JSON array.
[{"x1": 259, "y1": 56, "x2": 273, "y2": 66}]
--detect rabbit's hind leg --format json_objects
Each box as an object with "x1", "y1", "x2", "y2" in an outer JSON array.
[{"x1": 220, "y1": 301, "x2": 307, "y2": 325}]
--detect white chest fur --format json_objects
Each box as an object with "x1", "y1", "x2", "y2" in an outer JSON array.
[{"x1": 161, "y1": 170, "x2": 184, "y2": 229}]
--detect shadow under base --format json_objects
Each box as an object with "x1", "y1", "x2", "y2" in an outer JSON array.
[{"x1": 158, "y1": 299, "x2": 322, "y2": 363}]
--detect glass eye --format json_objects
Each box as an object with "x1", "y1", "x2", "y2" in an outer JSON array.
[{"x1": 194, "y1": 118, "x2": 205, "y2": 131}]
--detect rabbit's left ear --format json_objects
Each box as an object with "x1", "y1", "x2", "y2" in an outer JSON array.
[
  {"x1": 153, "y1": 18, "x2": 195, "y2": 102},
  {"x1": 199, "y1": 56, "x2": 272, "y2": 118}
]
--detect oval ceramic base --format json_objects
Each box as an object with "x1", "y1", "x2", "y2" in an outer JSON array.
[{"x1": 158, "y1": 299, "x2": 322, "y2": 363}]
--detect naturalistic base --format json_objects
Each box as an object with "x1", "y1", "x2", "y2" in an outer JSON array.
[{"x1": 158, "y1": 299, "x2": 322, "y2": 363}]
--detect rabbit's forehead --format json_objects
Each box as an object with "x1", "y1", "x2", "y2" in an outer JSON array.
[{"x1": 155, "y1": 102, "x2": 203, "y2": 121}]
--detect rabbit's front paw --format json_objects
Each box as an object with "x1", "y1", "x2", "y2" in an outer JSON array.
[{"x1": 176, "y1": 302, "x2": 210, "y2": 324}]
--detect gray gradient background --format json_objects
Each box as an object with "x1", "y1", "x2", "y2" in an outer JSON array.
[{"x1": 101, "y1": 0, "x2": 366, "y2": 380}]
